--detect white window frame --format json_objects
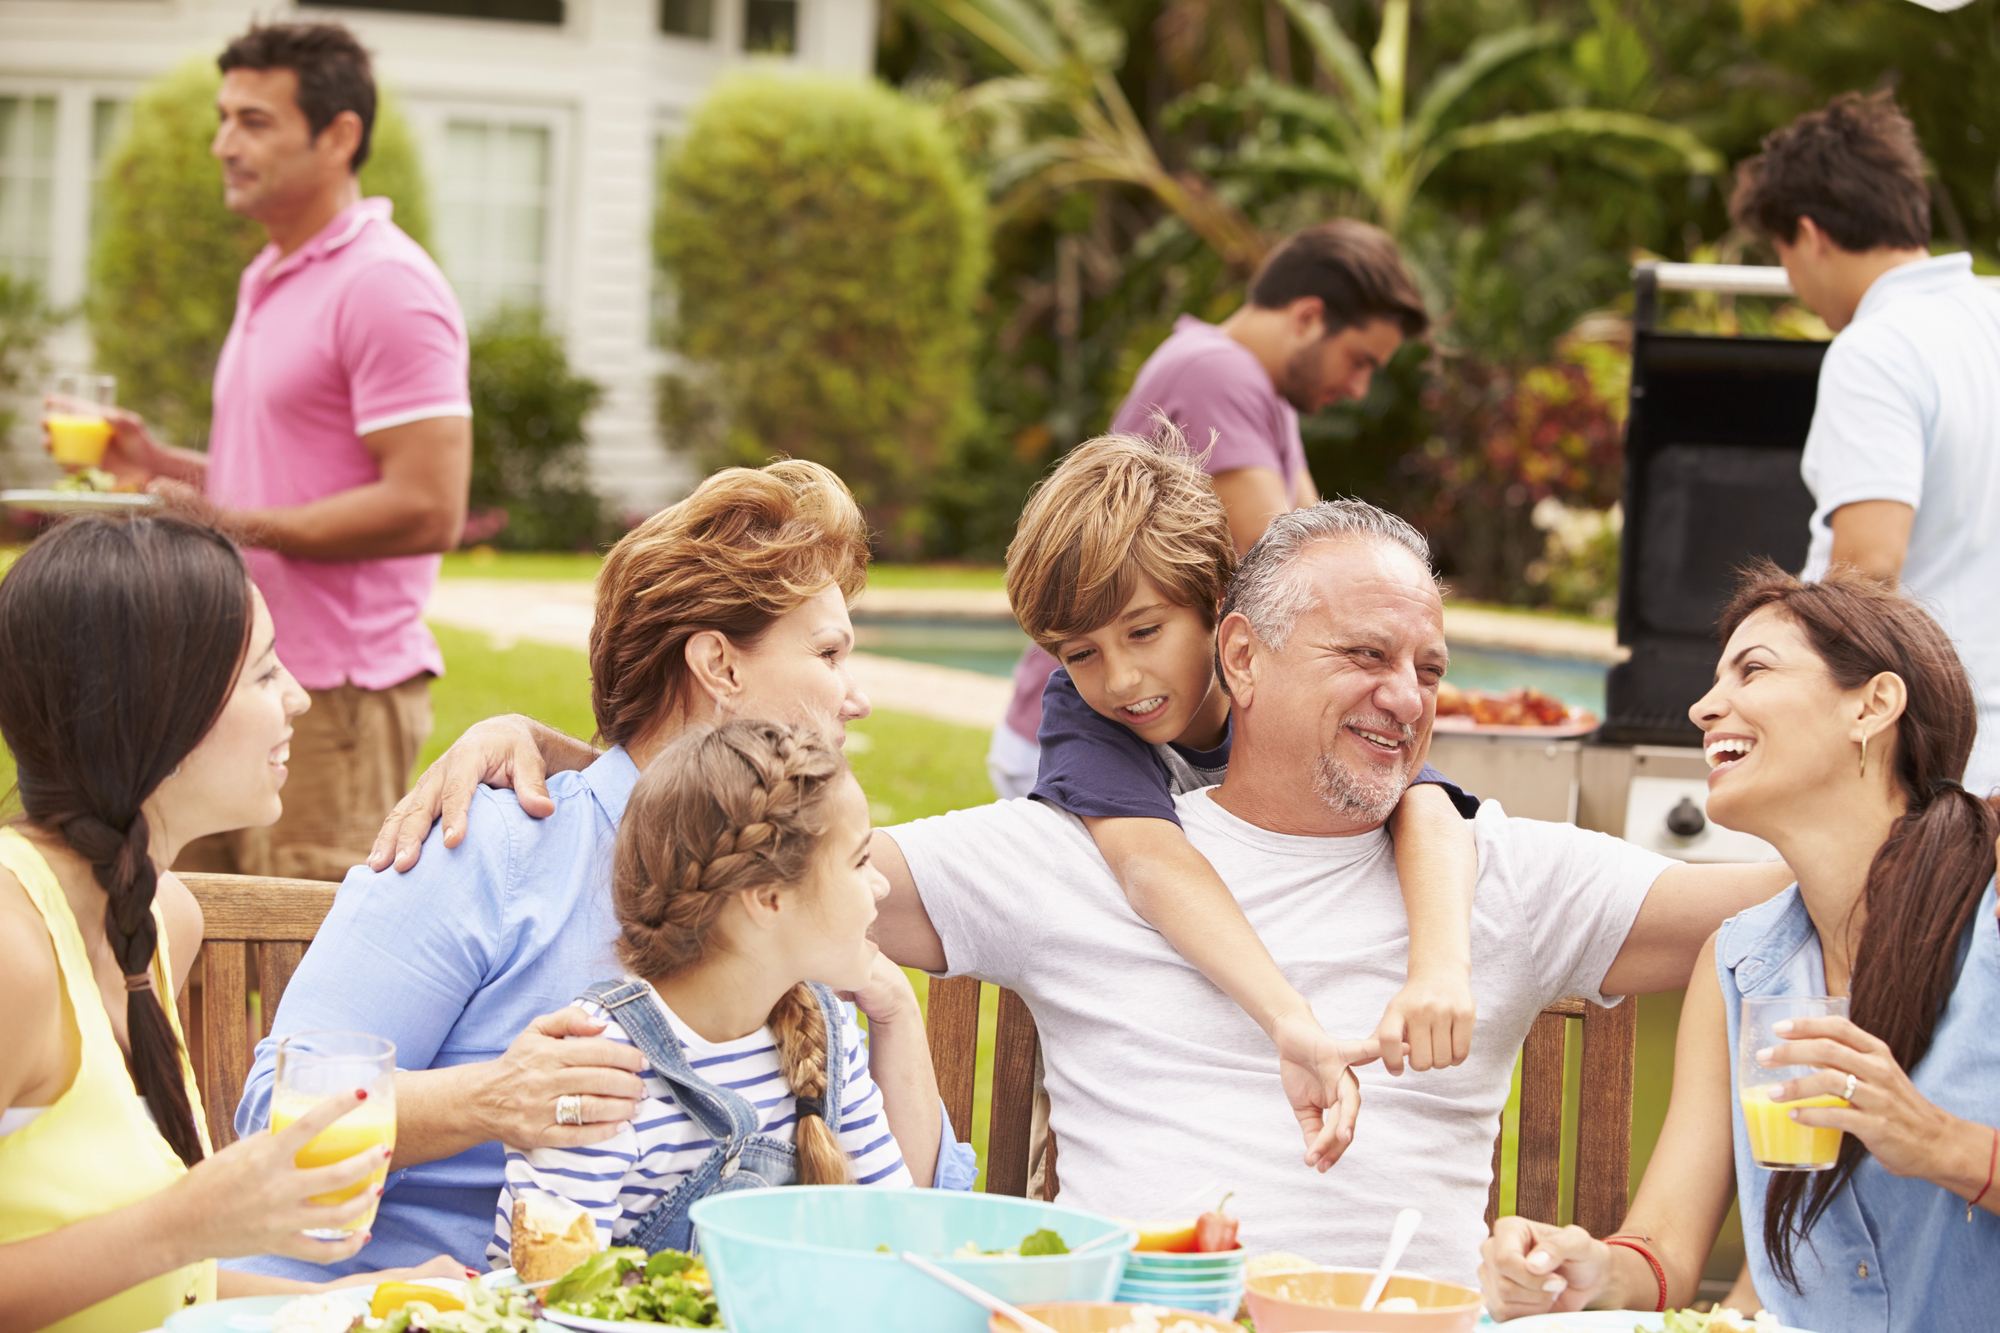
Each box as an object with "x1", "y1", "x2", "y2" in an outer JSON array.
[
  {"x1": 0, "y1": 78, "x2": 140, "y2": 310},
  {"x1": 402, "y1": 97, "x2": 573, "y2": 328}
]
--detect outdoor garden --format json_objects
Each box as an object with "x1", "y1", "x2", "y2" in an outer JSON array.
[{"x1": 0, "y1": 0, "x2": 1996, "y2": 1300}]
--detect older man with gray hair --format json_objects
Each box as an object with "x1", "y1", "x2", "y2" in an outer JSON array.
[{"x1": 870, "y1": 499, "x2": 1790, "y2": 1283}]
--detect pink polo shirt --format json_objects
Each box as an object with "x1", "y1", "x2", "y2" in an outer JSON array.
[{"x1": 207, "y1": 197, "x2": 469, "y2": 691}]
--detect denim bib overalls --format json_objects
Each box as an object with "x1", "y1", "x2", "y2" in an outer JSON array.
[
  {"x1": 578, "y1": 978, "x2": 846, "y2": 1255},
  {"x1": 1718, "y1": 879, "x2": 2000, "y2": 1332}
]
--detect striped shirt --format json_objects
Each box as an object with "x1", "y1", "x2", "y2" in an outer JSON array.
[{"x1": 487, "y1": 980, "x2": 912, "y2": 1264}]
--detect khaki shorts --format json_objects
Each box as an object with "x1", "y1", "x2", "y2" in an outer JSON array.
[{"x1": 177, "y1": 675, "x2": 433, "y2": 883}]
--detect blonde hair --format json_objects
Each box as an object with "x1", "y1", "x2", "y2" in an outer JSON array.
[
  {"x1": 1005, "y1": 428, "x2": 1237, "y2": 647},
  {"x1": 591, "y1": 460, "x2": 870, "y2": 748},
  {"x1": 613, "y1": 719, "x2": 855, "y2": 1186}
]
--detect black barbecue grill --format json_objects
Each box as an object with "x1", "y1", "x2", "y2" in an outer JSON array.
[{"x1": 1602, "y1": 262, "x2": 1828, "y2": 745}]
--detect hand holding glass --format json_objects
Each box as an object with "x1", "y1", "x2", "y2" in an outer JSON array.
[
  {"x1": 271, "y1": 1030, "x2": 398, "y2": 1238},
  {"x1": 43, "y1": 373, "x2": 116, "y2": 469},
  {"x1": 1739, "y1": 995, "x2": 1850, "y2": 1171}
]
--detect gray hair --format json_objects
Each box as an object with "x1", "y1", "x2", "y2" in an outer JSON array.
[{"x1": 1219, "y1": 499, "x2": 1435, "y2": 655}]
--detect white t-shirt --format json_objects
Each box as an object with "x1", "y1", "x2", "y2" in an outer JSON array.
[
  {"x1": 1799, "y1": 253, "x2": 2000, "y2": 796},
  {"x1": 891, "y1": 789, "x2": 1672, "y2": 1285},
  {"x1": 486, "y1": 982, "x2": 911, "y2": 1265}
]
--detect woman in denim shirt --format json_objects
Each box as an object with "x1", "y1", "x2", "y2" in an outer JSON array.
[{"x1": 1481, "y1": 564, "x2": 1999, "y2": 1330}]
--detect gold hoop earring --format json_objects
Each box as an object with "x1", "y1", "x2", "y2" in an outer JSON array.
[{"x1": 1858, "y1": 735, "x2": 1869, "y2": 778}]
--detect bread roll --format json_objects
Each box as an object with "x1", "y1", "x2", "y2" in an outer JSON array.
[{"x1": 511, "y1": 1191, "x2": 599, "y2": 1284}]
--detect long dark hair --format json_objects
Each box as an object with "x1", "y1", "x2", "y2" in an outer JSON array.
[
  {"x1": 0, "y1": 516, "x2": 255, "y2": 1167},
  {"x1": 1719, "y1": 563, "x2": 1998, "y2": 1288}
]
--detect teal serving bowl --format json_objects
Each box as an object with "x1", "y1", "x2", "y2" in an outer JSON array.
[
  {"x1": 690, "y1": 1186, "x2": 1134, "y2": 1333},
  {"x1": 1122, "y1": 1249, "x2": 1246, "y2": 1272}
]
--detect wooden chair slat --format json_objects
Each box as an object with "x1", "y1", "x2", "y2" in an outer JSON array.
[
  {"x1": 255, "y1": 941, "x2": 308, "y2": 1041},
  {"x1": 198, "y1": 941, "x2": 251, "y2": 1149},
  {"x1": 1485, "y1": 1118, "x2": 1505, "y2": 1232},
  {"x1": 182, "y1": 873, "x2": 337, "y2": 940},
  {"x1": 983, "y1": 987, "x2": 1041, "y2": 1198},
  {"x1": 1572, "y1": 998, "x2": 1637, "y2": 1237},
  {"x1": 925, "y1": 976, "x2": 981, "y2": 1145},
  {"x1": 1513, "y1": 1010, "x2": 1568, "y2": 1224}
]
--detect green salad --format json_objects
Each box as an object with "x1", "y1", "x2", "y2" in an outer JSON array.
[
  {"x1": 543, "y1": 1248, "x2": 722, "y2": 1328},
  {"x1": 948, "y1": 1228, "x2": 1070, "y2": 1258},
  {"x1": 1656, "y1": 1310, "x2": 1777, "y2": 1333}
]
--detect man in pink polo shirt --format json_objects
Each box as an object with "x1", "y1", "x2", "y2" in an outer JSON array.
[
  {"x1": 91, "y1": 24, "x2": 471, "y2": 880},
  {"x1": 988, "y1": 221, "x2": 1429, "y2": 799}
]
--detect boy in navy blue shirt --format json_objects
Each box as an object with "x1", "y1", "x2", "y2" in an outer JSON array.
[{"x1": 1006, "y1": 432, "x2": 1479, "y2": 1167}]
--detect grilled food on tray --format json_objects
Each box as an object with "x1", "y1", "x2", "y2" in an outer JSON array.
[{"x1": 1435, "y1": 681, "x2": 1573, "y2": 727}]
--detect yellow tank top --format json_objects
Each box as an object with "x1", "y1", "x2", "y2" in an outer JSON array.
[{"x1": 0, "y1": 828, "x2": 217, "y2": 1331}]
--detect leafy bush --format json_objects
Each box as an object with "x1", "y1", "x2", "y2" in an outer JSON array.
[
  {"x1": 0, "y1": 275, "x2": 55, "y2": 464},
  {"x1": 89, "y1": 60, "x2": 432, "y2": 450},
  {"x1": 655, "y1": 73, "x2": 987, "y2": 556},
  {"x1": 465, "y1": 307, "x2": 609, "y2": 552}
]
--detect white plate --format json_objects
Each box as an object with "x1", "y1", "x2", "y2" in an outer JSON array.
[
  {"x1": 0, "y1": 488, "x2": 162, "y2": 514},
  {"x1": 1494, "y1": 1314, "x2": 1816, "y2": 1333},
  {"x1": 540, "y1": 1312, "x2": 690, "y2": 1333}
]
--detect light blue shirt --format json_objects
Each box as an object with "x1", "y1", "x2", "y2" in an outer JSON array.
[
  {"x1": 1800, "y1": 252, "x2": 2000, "y2": 796},
  {"x1": 1719, "y1": 878, "x2": 2000, "y2": 1331},
  {"x1": 228, "y1": 747, "x2": 975, "y2": 1277}
]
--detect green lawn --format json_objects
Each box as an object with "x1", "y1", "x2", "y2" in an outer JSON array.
[{"x1": 439, "y1": 549, "x2": 1008, "y2": 594}]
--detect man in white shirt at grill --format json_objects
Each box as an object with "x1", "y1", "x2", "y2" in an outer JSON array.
[
  {"x1": 1731, "y1": 90, "x2": 2000, "y2": 795},
  {"x1": 868, "y1": 501, "x2": 1791, "y2": 1285}
]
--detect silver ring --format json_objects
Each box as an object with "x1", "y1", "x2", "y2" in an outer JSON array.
[
  {"x1": 556, "y1": 1094, "x2": 583, "y2": 1126},
  {"x1": 1842, "y1": 1073, "x2": 1859, "y2": 1103}
]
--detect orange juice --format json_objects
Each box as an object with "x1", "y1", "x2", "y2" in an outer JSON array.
[
  {"x1": 272, "y1": 1101, "x2": 396, "y2": 1231},
  {"x1": 1742, "y1": 1084, "x2": 1845, "y2": 1169},
  {"x1": 45, "y1": 413, "x2": 113, "y2": 468}
]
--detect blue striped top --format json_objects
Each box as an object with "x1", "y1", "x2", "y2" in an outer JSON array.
[{"x1": 487, "y1": 978, "x2": 911, "y2": 1264}]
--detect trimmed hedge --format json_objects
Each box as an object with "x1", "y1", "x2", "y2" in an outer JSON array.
[
  {"x1": 655, "y1": 74, "x2": 987, "y2": 555},
  {"x1": 89, "y1": 60, "x2": 431, "y2": 449},
  {"x1": 466, "y1": 306, "x2": 610, "y2": 551}
]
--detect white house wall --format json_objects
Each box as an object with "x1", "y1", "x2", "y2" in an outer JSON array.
[{"x1": 0, "y1": 0, "x2": 881, "y2": 518}]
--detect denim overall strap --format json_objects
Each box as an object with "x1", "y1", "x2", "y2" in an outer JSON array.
[
  {"x1": 583, "y1": 980, "x2": 850, "y2": 1255},
  {"x1": 804, "y1": 981, "x2": 848, "y2": 1135}
]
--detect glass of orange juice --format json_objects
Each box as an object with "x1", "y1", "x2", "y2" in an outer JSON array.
[
  {"x1": 1739, "y1": 994, "x2": 1850, "y2": 1171},
  {"x1": 272, "y1": 1030, "x2": 397, "y2": 1239},
  {"x1": 44, "y1": 373, "x2": 117, "y2": 469}
]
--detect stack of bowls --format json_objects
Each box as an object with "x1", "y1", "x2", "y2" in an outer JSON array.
[{"x1": 1114, "y1": 1247, "x2": 1247, "y2": 1316}]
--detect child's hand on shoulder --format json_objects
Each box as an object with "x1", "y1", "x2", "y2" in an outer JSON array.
[
  {"x1": 841, "y1": 951, "x2": 921, "y2": 1025},
  {"x1": 1374, "y1": 967, "x2": 1476, "y2": 1075}
]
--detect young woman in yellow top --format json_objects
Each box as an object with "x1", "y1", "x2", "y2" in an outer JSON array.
[{"x1": 0, "y1": 516, "x2": 461, "y2": 1333}]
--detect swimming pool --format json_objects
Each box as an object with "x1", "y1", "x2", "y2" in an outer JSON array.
[{"x1": 852, "y1": 618, "x2": 1609, "y2": 714}]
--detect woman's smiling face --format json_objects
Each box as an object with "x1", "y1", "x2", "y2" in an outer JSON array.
[{"x1": 1691, "y1": 605, "x2": 1885, "y2": 836}]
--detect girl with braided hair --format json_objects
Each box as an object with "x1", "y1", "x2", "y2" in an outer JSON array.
[
  {"x1": 490, "y1": 719, "x2": 948, "y2": 1261},
  {"x1": 0, "y1": 516, "x2": 461, "y2": 1333}
]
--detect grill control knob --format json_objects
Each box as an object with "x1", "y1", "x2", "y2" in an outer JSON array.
[{"x1": 1666, "y1": 796, "x2": 1707, "y2": 838}]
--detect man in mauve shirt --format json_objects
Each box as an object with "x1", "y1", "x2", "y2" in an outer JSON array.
[
  {"x1": 990, "y1": 220, "x2": 1429, "y2": 798},
  {"x1": 88, "y1": 24, "x2": 472, "y2": 880}
]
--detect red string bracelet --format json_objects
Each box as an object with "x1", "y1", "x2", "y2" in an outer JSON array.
[
  {"x1": 1970, "y1": 1124, "x2": 1998, "y2": 1223},
  {"x1": 1605, "y1": 1235, "x2": 1667, "y2": 1312}
]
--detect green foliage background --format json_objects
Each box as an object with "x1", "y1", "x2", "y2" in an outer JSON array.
[
  {"x1": 88, "y1": 60, "x2": 433, "y2": 450},
  {"x1": 655, "y1": 73, "x2": 988, "y2": 556},
  {"x1": 466, "y1": 308, "x2": 611, "y2": 551}
]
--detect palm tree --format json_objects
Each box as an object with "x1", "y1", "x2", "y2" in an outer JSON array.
[
  {"x1": 908, "y1": 0, "x2": 1268, "y2": 267},
  {"x1": 1175, "y1": 0, "x2": 1723, "y2": 236}
]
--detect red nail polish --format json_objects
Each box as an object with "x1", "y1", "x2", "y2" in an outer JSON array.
[{"x1": 356, "y1": 1089, "x2": 369, "y2": 1101}]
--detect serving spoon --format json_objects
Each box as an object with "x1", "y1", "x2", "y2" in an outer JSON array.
[
  {"x1": 898, "y1": 1251, "x2": 1063, "y2": 1333},
  {"x1": 1359, "y1": 1207, "x2": 1423, "y2": 1313}
]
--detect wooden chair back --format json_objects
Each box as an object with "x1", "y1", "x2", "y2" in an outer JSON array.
[
  {"x1": 177, "y1": 872, "x2": 339, "y2": 1150},
  {"x1": 929, "y1": 977, "x2": 1636, "y2": 1238}
]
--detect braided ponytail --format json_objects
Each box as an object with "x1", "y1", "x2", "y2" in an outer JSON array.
[
  {"x1": 769, "y1": 983, "x2": 853, "y2": 1185},
  {"x1": 612, "y1": 720, "x2": 853, "y2": 1181},
  {"x1": 0, "y1": 516, "x2": 254, "y2": 1168}
]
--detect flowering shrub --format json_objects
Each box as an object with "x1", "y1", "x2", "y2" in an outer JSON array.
[{"x1": 1411, "y1": 333, "x2": 1628, "y2": 604}]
